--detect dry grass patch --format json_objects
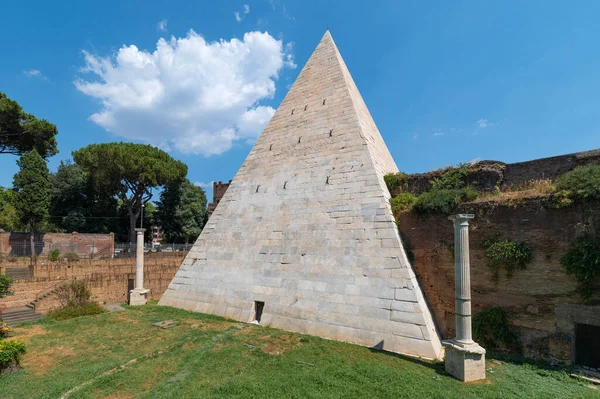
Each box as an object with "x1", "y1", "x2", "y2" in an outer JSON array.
[
  {"x1": 22, "y1": 345, "x2": 75, "y2": 375},
  {"x1": 247, "y1": 332, "x2": 302, "y2": 356},
  {"x1": 470, "y1": 179, "x2": 555, "y2": 207},
  {"x1": 180, "y1": 318, "x2": 235, "y2": 331},
  {"x1": 7, "y1": 324, "x2": 47, "y2": 342}
]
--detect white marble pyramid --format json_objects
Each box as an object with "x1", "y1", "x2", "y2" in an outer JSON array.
[{"x1": 160, "y1": 31, "x2": 442, "y2": 359}]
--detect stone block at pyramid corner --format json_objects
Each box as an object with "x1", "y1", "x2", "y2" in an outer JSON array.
[{"x1": 159, "y1": 30, "x2": 443, "y2": 360}]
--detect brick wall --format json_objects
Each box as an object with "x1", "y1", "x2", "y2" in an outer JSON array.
[
  {"x1": 207, "y1": 180, "x2": 231, "y2": 216},
  {"x1": 0, "y1": 256, "x2": 184, "y2": 312},
  {"x1": 397, "y1": 199, "x2": 600, "y2": 363}
]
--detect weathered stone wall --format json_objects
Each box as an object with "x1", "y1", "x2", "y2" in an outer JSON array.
[
  {"x1": 390, "y1": 148, "x2": 600, "y2": 196},
  {"x1": 0, "y1": 256, "x2": 184, "y2": 312},
  {"x1": 397, "y1": 199, "x2": 600, "y2": 363}
]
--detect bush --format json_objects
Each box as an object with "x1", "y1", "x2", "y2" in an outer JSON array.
[
  {"x1": 430, "y1": 163, "x2": 471, "y2": 190},
  {"x1": 555, "y1": 165, "x2": 600, "y2": 206},
  {"x1": 383, "y1": 172, "x2": 408, "y2": 192},
  {"x1": 0, "y1": 340, "x2": 26, "y2": 370},
  {"x1": 473, "y1": 307, "x2": 519, "y2": 352},
  {"x1": 48, "y1": 249, "x2": 61, "y2": 261},
  {"x1": 561, "y1": 234, "x2": 600, "y2": 303},
  {"x1": 64, "y1": 252, "x2": 79, "y2": 262},
  {"x1": 412, "y1": 187, "x2": 478, "y2": 215},
  {"x1": 54, "y1": 281, "x2": 91, "y2": 308},
  {"x1": 0, "y1": 275, "x2": 13, "y2": 299},
  {"x1": 0, "y1": 319, "x2": 11, "y2": 339},
  {"x1": 483, "y1": 239, "x2": 533, "y2": 281},
  {"x1": 390, "y1": 193, "x2": 417, "y2": 214},
  {"x1": 47, "y1": 301, "x2": 105, "y2": 321}
]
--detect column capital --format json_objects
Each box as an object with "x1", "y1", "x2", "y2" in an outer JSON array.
[
  {"x1": 448, "y1": 214, "x2": 474, "y2": 222},
  {"x1": 135, "y1": 228, "x2": 147, "y2": 234}
]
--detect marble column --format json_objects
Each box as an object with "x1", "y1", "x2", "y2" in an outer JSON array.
[
  {"x1": 443, "y1": 214, "x2": 486, "y2": 382},
  {"x1": 129, "y1": 228, "x2": 149, "y2": 306}
]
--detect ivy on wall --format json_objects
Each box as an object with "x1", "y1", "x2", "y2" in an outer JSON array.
[
  {"x1": 482, "y1": 238, "x2": 533, "y2": 282},
  {"x1": 561, "y1": 234, "x2": 600, "y2": 303},
  {"x1": 473, "y1": 307, "x2": 519, "y2": 352}
]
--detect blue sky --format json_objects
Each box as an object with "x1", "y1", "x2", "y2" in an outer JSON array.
[{"x1": 1, "y1": 1, "x2": 599, "y2": 201}]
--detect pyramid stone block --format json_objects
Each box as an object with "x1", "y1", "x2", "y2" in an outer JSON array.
[{"x1": 159, "y1": 31, "x2": 443, "y2": 359}]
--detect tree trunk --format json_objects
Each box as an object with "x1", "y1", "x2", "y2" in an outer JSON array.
[
  {"x1": 30, "y1": 223, "x2": 35, "y2": 266},
  {"x1": 128, "y1": 204, "x2": 142, "y2": 243}
]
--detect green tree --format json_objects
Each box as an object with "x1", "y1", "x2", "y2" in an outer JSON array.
[
  {"x1": 0, "y1": 92, "x2": 58, "y2": 158},
  {"x1": 12, "y1": 150, "x2": 52, "y2": 263},
  {"x1": 73, "y1": 143, "x2": 187, "y2": 242},
  {"x1": 49, "y1": 160, "x2": 122, "y2": 235},
  {"x1": 0, "y1": 187, "x2": 20, "y2": 232},
  {"x1": 50, "y1": 161, "x2": 87, "y2": 232},
  {"x1": 157, "y1": 180, "x2": 207, "y2": 243}
]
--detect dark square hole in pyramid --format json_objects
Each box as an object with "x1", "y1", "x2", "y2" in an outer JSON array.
[{"x1": 254, "y1": 301, "x2": 265, "y2": 323}]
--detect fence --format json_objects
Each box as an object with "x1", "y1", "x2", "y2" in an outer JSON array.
[
  {"x1": 1, "y1": 241, "x2": 113, "y2": 260},
  {"x1": 0, "y1": 240, "x2": 191, "y2": 261},
  {"x1": 113, "y1": 243, "x2": 193, "y2": 258}
]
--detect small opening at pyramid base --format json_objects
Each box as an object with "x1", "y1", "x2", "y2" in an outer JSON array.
[
  {"x1": 304, "y1": 105, "x2": 308, "y2": 111},
  {"x1": 323, "y1": 99, "x2": 326, "y2": 105},
  {"x1": 291, "y1": 109, "x2": 294, "y2": 115},
  {"x1": 254, "y1": 301, "x2": 265, "y2": 323}
]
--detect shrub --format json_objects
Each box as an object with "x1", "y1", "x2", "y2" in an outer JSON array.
[
  {"x1": 48, "y1": 249, "x2": 61, "y2": 261},
  {"x1": 47, "y1": 301, "x2": 105, "y2": 321},
  {"x1": 430, "y1": 163, "x2": 471, "y2": 190},
  {"x1": 0, "y1": 319, "x2": 11, "y2": 339},
  {"x1": 390, "y1": 193, "x2": 417, "y2": 214},
  {"x1": 0, "y1": 275, "x2": 13, "y2": 299},
  {"x1": 383, "y1": 172, "x2": 408, "y2": 192},
  {"x1": 412, "y1": 187, "x2": 478, "y2": 215},
  {"x1": 64, "y1": 252, "x2": 79, "y2": 262},
  {"x1": 473, "y1": 307, "x2": 519, "y2": 352},
  {"x1": 555, "y1": 165, "x2": 600, "y2": 206},
  {"x1": 560, "y1": 234, "x2": 600, "y2": 303},
  {"x1": 54, "y1": 281, "x2": 91, "y2": 308},
  {"x1": 483, "y1": 239, "x2": 533, "y2": 281},
  {"x1": 0, "y1": 340, "x2": 26, "y2": 370}
]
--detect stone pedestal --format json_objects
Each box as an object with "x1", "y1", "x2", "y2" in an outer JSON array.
[
  {"x1": 443, "y1": 340, "x2": 486, "y2": 382},
  {"x1": 129, "y1": 288, "x2": 150, "y2": 306},
  {"x1": 129, "y1": 228, "x2": 148, "y2": 306}
]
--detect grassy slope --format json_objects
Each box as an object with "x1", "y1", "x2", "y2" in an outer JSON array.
[{"x1": 0, "y1": 304, "x2": 597, "y2": 399}]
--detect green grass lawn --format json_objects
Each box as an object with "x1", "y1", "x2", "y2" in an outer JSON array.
[{"x1": 1, "y1": 303, "x2": 598, "y2": 399}]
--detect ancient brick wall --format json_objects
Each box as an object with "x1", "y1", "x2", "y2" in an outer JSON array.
[
  {"x1": 207, "y1": 180, "x2": 232, "y2": 216},
  {"x1": 0, "y1": 256, "x2": 185, "y2": 312},
  {"x1": 397, "y1": 199, "x2": 600, "y2": 363}
]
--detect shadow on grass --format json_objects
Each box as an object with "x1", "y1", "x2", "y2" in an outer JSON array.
[{"x1": 368, "y1": 340, "x2": 448, "y2": 376}]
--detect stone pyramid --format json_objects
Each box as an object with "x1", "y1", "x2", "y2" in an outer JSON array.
[{"x1": 159, "y1": 31, "x2": 442, "y2": 359}]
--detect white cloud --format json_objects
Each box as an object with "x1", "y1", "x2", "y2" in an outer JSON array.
[
  {"x1": 476, "y1": 118, "x2": 489, "y2": 128},
  {"x1": 433, "y1": 131, "x2": 444, "y2": 137},
  {"x1": 75, "y1": 30, "x2": 295, "y2": 156},
  {"x1": 157, "y1": 20, "x2": 168, "y2": 32},
  {"x1": 23, "y1": 69, "x2": 47, "y2": 80},
  {"x1": 195, "y1": 181, "x2": 214, "y2": 189},
  {"x1": 235, "y1": 4, "x2": 250, "y2": 22}
]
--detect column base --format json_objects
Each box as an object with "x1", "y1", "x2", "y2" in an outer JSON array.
[
  {"x1": 442, "y1": 340, "x2": 486, "y2": 382},
  {"x1": 129, "y1": 288, "x2": 150, "y2": 306}
]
